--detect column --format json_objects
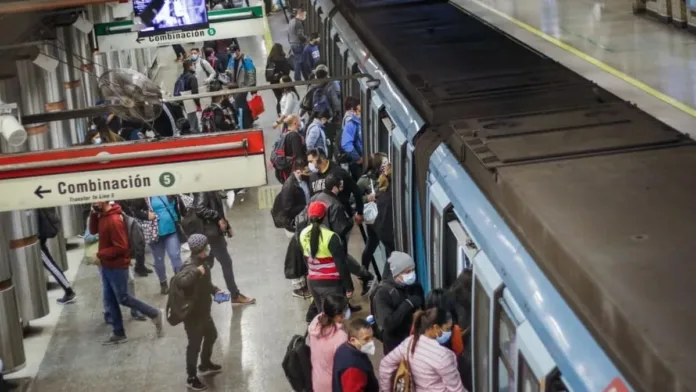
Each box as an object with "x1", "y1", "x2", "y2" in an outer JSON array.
[
  {"x1": 89, "y1": 4, "x2": 108, "y2": 90},
  {"x1": 77, "y1": 16, "x2": 99, "y2": 107},
  {"x1": 13, "y1": 60, "x2": 51, "y2": 323},
  {"x1": 0, "y1": 75, "x2": 26, "y2": 373}
]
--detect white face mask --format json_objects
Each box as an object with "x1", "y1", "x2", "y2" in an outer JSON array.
[
  {"x1": 308, "y1": 162, "x2": 318, "y2": 173},
  {"x1": 344, "y1": 308, "x2": 351, "y2": 321},
  {"x1": 359, "y1": 340, "x2": 376, "y2": 356},
  {"x1": 401, "y1": 271, "x2": 417, "y2": 286},
  {"x1": 92, "y1": 137, "x2": 102, "y2": 145}
]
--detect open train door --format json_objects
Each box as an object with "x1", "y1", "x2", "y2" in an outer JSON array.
[{"x1": 0, "y1": 130, "x2": 266, "y2": 211}]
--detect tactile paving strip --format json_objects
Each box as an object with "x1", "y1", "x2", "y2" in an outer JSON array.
[{"x1": 257, "y1": 184, "x2": 282, "y2": 210}]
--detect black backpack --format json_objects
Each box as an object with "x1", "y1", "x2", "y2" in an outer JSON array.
[
  {"x1": 300, "y1": 85, "x2": 319, "y2": 113},
  {"x1": 270, "y1": 190, "x2": 287, "y2": 229},
  {"x1": 38, "y1": 208, "x2": 61, "y2": 239},
  {"x1": 282, "y1": 332, "x2": 312, "y2": 392},
  {"x1": 265, "y1": 59, "x2": 276, "y2": 82},
  {"x1": 166, "y1": 264, "x2": 197, "y2": 326},
  {"x1": 369, "y1": 282, "x2": 402, "y2": 342}
]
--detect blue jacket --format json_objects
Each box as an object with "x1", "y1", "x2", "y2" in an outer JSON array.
[
  {"x1": 227, "y1": 54, "x2": 257, "y2": 88},
  {"x1": 301, "y1": 44, "x2": 320, "y2": 75},
  {"x1": 340, "y1": 113, "x2": 363, "y2": 162},
  {"x1": 306, "y1": 119, "x2": 328, "y2": 156}
]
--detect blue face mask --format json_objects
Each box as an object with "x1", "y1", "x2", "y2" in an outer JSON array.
[
  {"x1": 401, "y1": 271, "x2": 416, "y2": 286},
  {"x1": 190, "y1": 55, "x2": 199, "y2": 61},
  {"x1": 437, "y1": 330, "x2": 452, "y2": 345}
]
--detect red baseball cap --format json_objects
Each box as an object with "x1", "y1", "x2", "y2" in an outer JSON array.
[{"x1": 307, "y1": 201, "x2": 328, "y2": 219}]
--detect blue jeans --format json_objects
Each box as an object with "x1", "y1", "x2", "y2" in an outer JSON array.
[
  {"x1": 149, "y1": 233, "x2": 183, "y2": 283},
  {"x1": 99, "y1": 266, "x2": 142, "y2": 320},
  {"x1": 101, "y1": 267, "x2": 159, "y2": 336},
  {"x1": 291, "y1": 44, "x2": 304, "y2": 81}
]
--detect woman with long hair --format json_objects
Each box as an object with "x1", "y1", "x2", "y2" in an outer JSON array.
[
  {"x1": 308, "y1": 293, "x2": 350, "y2": 391},
  {"x1": 266, "y1": 43, "x2": 291, "y2": 115},
  {"x1": 273, "y1": 75, "x2": 301, "y2": 129},
  {"x1": 378, "y1": 307, "x2": 465, "y2": 391},
  {"x1": 299, "y1": 201, "x2": 353, "y2": 312}
]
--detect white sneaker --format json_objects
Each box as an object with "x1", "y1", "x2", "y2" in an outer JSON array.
[{"x1": 181, "y1": 243, "x2": 190, "y2": 253}]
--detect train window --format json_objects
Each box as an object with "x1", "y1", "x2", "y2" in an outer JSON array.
[
  {"x1": 518, "y1": 355, "x2": 541, "y2": 392},
  {"x1": 390, "y1": 140, "x2": 404, "y2": 251},
  {"x1": 378, "y1": 111, "x2": 393, "y2": 154},
  {"x1": 350, "y1": 63, "x2": 361, "y2": 97},
  {"x1": 429, "y1": 204, "x2": 443, "y2": 288},
  {"x1": 496, "y1": 304, "x2": 517, "y2": 392},
  {"x1": 546, "y1": 373, "x2": 570, "y2": 392},
  {"x1": 443, "y1": 213, "x2": 476, "y2": 288},
  {"x1": 473, "y1": 278, "x2": 491, "y2": 392}
]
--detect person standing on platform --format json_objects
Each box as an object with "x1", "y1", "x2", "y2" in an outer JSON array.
[
  {"x1": 226, "y1": 44, "x2": 257, "y2": 129},
  {"x1": 37, "y1": 208, "x2": 77, "y2": 305},
  {"x1": 332, "y1": 318, "x2": 380, "y2": 392},
  {"x1": 287, "y1": 8, "x2": 307, "y2": 81},
  {"x1": 172, "y1": 234, "x2": 225, "y2": 391},
  {"x1": 191, "y1": 191, "x2": 256, "y2": 305},
  {"x1": 174, "y1": 59, "x2": 202, "y2": 133},
  {"x1": 89, "y1": 201, "x2": 164, "y2": 345},
  {"x1": 340, "y1": 96, "x2": 364, "y2": 181},
  {"x1": 301, "y1": 33, "x2": 321, "y2": 81},
  {"x1": 190, "y1": 47, "x2": 217, "y2": 87}
]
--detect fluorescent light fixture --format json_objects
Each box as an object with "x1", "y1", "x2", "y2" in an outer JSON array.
[
  {"x1": 73, "y1": 15, "x2": 94, "y2": 34},
  {"x1": 32, "y1": 52, "x2": 59, "y2": 72}
]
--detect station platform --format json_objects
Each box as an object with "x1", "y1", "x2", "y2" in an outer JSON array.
[
  {"x1": 454, "y1": 0, "x2": 696, "y2": 135},
  {"x1": 5, "y1": 11, "x2": 384, "y2": 392}
]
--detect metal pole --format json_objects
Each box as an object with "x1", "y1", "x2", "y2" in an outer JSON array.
[
  {"x1": 0, "y1": 76, "x2": 26, "y2": 374},
  {"x1": 0, "y1": 140, "x2": 247, "y2": 172},
  {"x1": 20, "y1": 74, "x2": 379, "y2": 125}
]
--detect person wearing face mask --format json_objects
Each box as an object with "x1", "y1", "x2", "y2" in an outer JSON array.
[
  {"x1": 89, "y1": 201, "x2": 164, "y2": 345},
  {"x1": 339, "y1": 97, "x2": 364, "y2": 181},
  {"x1": 306, "y1": 109, "x2": 331, "y2": 156},
  {"x1": 273, "y1": 114, "x2": 305, "y2": 182},
  {"x1": 287, "y1": 8, "x2": 307, "y2": 81},
  {"x1": 379, "y1": 307, "x2": 464, "y2": 392},
  {"x1": 170, "y1": 234, "x2": 226, "y2": 391},
  {"x1": 371, "y1": 251, "x2": 424, "y2": 355},
  {"x1": 225, "y1": 44, "x2": 257, "y2": 128},
  {"x1": 189, "y1": 47, "x2": 217, "y2": 88},
  {"x1": 332, "y1": 318, "x2": 379, "y2": 392},
  {"x1": 307, "y1": 293, "x2": 350, "y2": 392},
  {"x1": 173, "y1": 59, "x2": 202, "y2": 133}
]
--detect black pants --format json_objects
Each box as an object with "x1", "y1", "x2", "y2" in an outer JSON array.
[
  {"x1": 306, "y1": 281, "x2": 344, "y2": 322},
  {"x1": 271, "y1": 82, "x2": 282, "y2": 116},
  {"x1": 361, "y1": 225, "x2": 380, "y2": 281},
  {"x1": 347, "y1": 162, "x2": 363, "y2": 183},
  {"x1": 184, "y1": 315, "x2": 218, "y2": 377},
  {"x1": 39, "y1": 237, "x2": 72, "y2": 294},
  {"x1": 173, "y1": 45, "x2": 186, "y2": 58}
]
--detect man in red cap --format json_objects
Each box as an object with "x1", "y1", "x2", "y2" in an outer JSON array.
[{"x1": 298, "y1": 201, "x2": 354, "y2": 313}]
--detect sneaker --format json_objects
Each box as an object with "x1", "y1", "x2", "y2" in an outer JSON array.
[
  {"x1": 186, "y1": 376, "x2": 207, "y2": 391},
  {"x1": 292, "y1": 288, "x2": 311, "y2": 299},
  {"x1": 231, "y1": 294, "x2": 256, "y2": 306},
  {"x1": 57, "y1": 292, "x2": 77, "y2": 305},
  {"x1": 134, "y1": 267, "x2": 150, "y2": 277},
  {"x1": 360, "y1": 279, "x2": 374, "y2": 296},
  {"x1": 160, "y1": 281, "x2": 169, "y2": 295},
  {"x1": 198, "y1": 362, "x2": 222, "y2": 376},
  {"x1": 152, "y1": 309, "x2": 164, "y2": 337},
  {"x1": 102, "y1": 334, "x2": 127, "y2": 345}
]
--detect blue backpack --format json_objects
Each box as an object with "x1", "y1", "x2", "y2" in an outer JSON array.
[
  {"x1": 311, "y1": 84, "x2": 333, "y2": 117},
  {"x1": 173, "y1": 74, "x2": 188, "y2": 97}
]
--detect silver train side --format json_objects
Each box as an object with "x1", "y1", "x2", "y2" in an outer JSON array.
[{"x1": 300, "y1": 0, "x2": 696, "y2": 391}]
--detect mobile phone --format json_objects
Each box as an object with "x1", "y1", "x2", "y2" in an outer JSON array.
[{"x1": 214, "y1": 292, "x2": 231, "y2": 303}]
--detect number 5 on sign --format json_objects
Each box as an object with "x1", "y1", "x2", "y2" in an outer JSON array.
[{"x1": 159, "y1": 172, "x2": 176, "y2": 188}]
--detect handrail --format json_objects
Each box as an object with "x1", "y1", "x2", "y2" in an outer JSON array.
[{"x1": 0, "y1": 140, "x2": 247, "y2": 172}]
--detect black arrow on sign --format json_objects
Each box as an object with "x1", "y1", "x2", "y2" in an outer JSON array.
[
  {"x1": 34, "y1": 185, "x2": 52, "y2": 199},
  {"x1": 136, "y1": 37, "x2": 144, "y2": 44}
]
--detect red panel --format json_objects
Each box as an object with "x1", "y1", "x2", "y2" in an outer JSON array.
[
  {"x1": 0, "y1": 131, "x2": 265, "y2": 180},
  {"x1": 603, "y1": 378, "x2": 630, "y2": 392}
]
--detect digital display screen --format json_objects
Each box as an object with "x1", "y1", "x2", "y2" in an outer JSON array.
[{"x1": 133, "y1": 0, "x2": 209, "y2": 36}]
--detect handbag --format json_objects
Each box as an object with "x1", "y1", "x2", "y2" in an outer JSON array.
[
  {"x1": 248, "y1": 94, "x2": 265, "y2": 119},
  {"x1": 158, "y1": 196, "x2": 188, "y2": 244},
  {"x1": 392, "y1": 338, "x2": 414, "y2": 392},
  {"x1": 138, "y1": 198, "x2": 159, "y2": 244}
]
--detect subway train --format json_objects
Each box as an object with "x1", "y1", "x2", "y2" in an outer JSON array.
[{"x1": 297, "y1": 0, "x2": 696, "y2": 391}]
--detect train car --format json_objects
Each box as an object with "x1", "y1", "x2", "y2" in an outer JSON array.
[{"x1": 298, "y1": 0, "x2": 696, "y2": 391}]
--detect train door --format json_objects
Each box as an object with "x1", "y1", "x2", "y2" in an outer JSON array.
[
  {"x1": 391, "y1": 129, "x2": 412, "y2": 258},
  {"x1": 426, "y1": 176, "x2": 451, "y2": 290},
  {"x1": 307, "y1": 1, "x2": 321, "y2": 40},
  {"x1": 330, "y1": 28, "x2": 347, "y2": 104},
  {"x1": 516, "y1": 320, "x2": 560, "y2": 392},
  {"x1": 471, "y1": 251, "x2": 504, "y2": 392}
]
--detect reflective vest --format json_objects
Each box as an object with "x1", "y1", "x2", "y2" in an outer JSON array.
[{"x1": 299, "y1": 225, "x2": 339, "y2": 281}]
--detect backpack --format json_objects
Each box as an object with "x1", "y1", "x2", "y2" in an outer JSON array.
[
  {"x1": 270, "y1": 131, "x2": 293, "y2": 171},
  {"x1": 38, "y1": 208, "x2": 61, "y2": 239},
  {"x1": 173, "y1": 73, "x2": 188, "y2": 96},
  {"x1": 282, "y1": 332, "x2": 312, "y2": 392},
  {"x1": 270, "y1": 190, "x2": 287, "y2": 229},
  {"x1": 392, "y1": 339, "x2": 414, "y2": 392},
  {"x1": 312, "y1": 84, "x2": 332, "y2": 117},
  {"x1": 334, "y1": 122, "x2": 359, "y2": 164},
  {"x1": 122, "y1": 213, "x2": 145, "y2": 260},
  {"x1": 265, "y1": 59, "x2": 276, "y2": 82},
  {"x1": 165, "y1": 264, "x2": 197, "y2": 326},
  {"x1": 200, "y1": 105, "x2": 218, "y2": 133},
  {"x1": 300, "y1": 84, "x2": 319, "y2": 113},
  {"x1": 369, "y1": 282, "x2": 402, "y2": 342}
]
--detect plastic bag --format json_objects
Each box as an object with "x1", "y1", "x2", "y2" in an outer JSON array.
[
  {"x1": 82, "y1": 241, "x2": 100, "y2": 266},
  {"x1": 364, "y1": 180, "x2": 379, "y2": 224},
  {"x1": 248, "y1": 94, "x2": 265, "y2": 119}
]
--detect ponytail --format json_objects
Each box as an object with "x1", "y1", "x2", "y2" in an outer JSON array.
[
  {"x1": 410, "y1": 310, "x2": 426, "y2": 355},
  {"x1": 410, "y1": 307, "x2": 450, "y2": 355},
  {"x1": 309, "y1": 216, "x2": 323, "y2": 258}
]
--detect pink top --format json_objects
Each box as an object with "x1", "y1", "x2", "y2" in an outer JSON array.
[
  {"x1": 379, "y1": 335, "x2": 467, "y2": 392},
  {"x1": 307, "y1": 314, "x2": 348, "y2": 392}
]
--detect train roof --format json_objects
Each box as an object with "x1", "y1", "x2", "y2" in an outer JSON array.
[{"x1": 338, "y1": 0, "x2": 696, "y2": 390}]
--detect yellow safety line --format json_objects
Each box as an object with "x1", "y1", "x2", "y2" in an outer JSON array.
[
  {"x1": 466, "y1": 0, "x2": 696, "y2": 119},
  {"x1": 262, "y1": 6, "x2": 274, "y2": 53}
]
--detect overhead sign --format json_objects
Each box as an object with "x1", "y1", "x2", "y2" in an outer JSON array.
[
  {"x1": 0, "y1": 131, "x2": 267, "y2": 212},
  {"x1": 95, "y1": 7, "x2": 265, "y2": 52}
]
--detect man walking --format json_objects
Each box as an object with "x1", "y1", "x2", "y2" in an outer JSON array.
[{"x1": 89, "y1": 201, "x2": 164, "y2": 345}]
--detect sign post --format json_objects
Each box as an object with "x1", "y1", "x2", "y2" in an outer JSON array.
[
  {"x1": 0, "y1": 131, "x2": 267, "y2": 212},
  {"x1": 95, "y1": 7, "x2": 265, "y2": 52}
]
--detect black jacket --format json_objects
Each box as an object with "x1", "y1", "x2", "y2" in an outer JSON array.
[
  {"x1": 267, "y1": 55, "x2": 291, "y2": 83},
  {"x1": 280, "y1": 174, "x2": 310, "y2": 231},
  {"x1": 309, "y1": 161, "x2": 364, "y2": 215},
  {"x1": 332, "y1": 343, "x2": 379, "y2": 392},
  {"x1": 206, "y1": 103, "x2": 237, "y2": 132},
  {"x1": 295, "y1": 190, "x2": 352, "y2": 240},
  {"x1": 284, "y1": 131, "x2": 305, "y2": 163},
  {"x1": 372, "y1": 278, "x2": 424, "y2": 355},
  {"x1": 193, "y1": 191, "x2": 228, "y2": 237},
  {"x1": 180, "y1": 71, "x2": 200, "y2": 106},
  {"x1": 176, "y1": 261, "x2": 219, "y2": 317},
  {"x1": 373, "y1": 189, "x2": 393, "y2": 248},
  {"x1": 125, "y1": 196, "x2": 185, "y2": 222}
]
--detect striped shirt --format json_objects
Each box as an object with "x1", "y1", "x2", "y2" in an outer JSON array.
[{"x1": 378, "y1": 335, "x2": 466, "y2": 392}]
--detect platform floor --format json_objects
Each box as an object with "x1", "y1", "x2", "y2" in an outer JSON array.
[
  {"x1": 6, "y1": 11, "x2": 385, "y2": 392},
  {"x1": 454, "y1": 0, "x2": 696, "y2": 134}
]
